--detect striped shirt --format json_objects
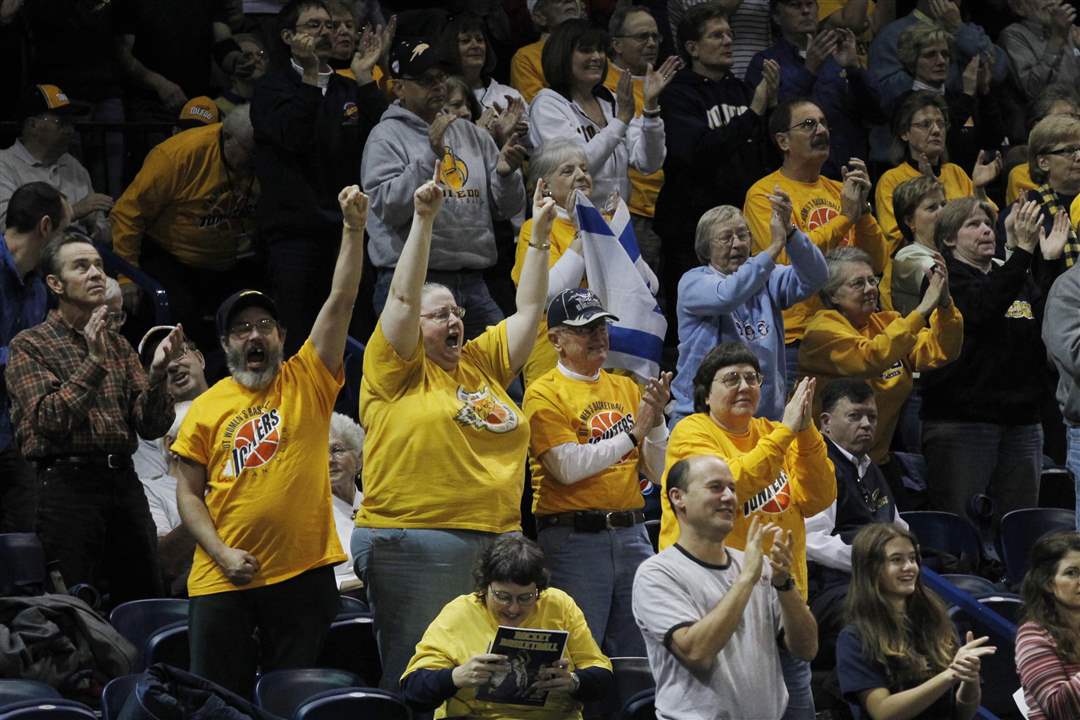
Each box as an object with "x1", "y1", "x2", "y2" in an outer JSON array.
[
  {"x1": 667, "y1": 0, "x2": 772, "y2": 81},
  {"x1": 1016, "y1": 621, "x2": 1080, "y2": 720}
]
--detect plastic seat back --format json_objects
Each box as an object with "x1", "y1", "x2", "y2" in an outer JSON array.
[
  {"x1": 0, "y1": 699, "x2": 97, "y2": 720},
  {"x1": 1000, "y1": 508, "x2": 1077, "y2": 587},
  {"x1": 0, "y1": 682, "x2": 60, "y2": 709},
  {"x1": 100, "y1": 675, "x2": 139, "y2": 720},
  {"x1": 109, "y1": 599, "x2": 189, "y2": 670},
  {"x1": 0, "y1": 534, "x2": 48, "y2": 596},
  {"x1": 316, "y1": 616, "x2": 381, "y2": 686},
  {"x1": 610, "y1": 657, "x2": 654, "y2": 713},
  {"x1": 143, "y1": 621, "x2": 190, "y2": 670},
  {"x1": 620, "y1": 688, "x2": 656, "y2": 720},
  {"x1": 293, "y1": 688, "x2": 410, "y2": 720},
  {"x1": 254, "y1": 669, "x2": 363, "y2": 718},
  {"x1": 901, "y1": 511, "x2": 981, "y2": 570}
]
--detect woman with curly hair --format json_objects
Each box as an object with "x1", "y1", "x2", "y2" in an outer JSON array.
[
  {"x1": 837, "y1": 523, "x2": 995, "y2": 719},
  {"x1": 1016, "y1": 531, "x2": 1080, "y2": 719}
]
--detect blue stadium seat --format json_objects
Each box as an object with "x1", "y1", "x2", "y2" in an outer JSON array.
[
  {"x1": 0, "y1": 534, "x2": 48, "y2": 596},
  {"x1": 100, "y1": 675, "x2": 139, "y2": 720},
  {"x1": 0, "y1": 700, "x2": 97, "y2": 720},
  {"x1": 316, "y1": 616, "x2": 381, "y2": 687},
  {"x1": 254, "y1": 669, "x2": 363, "y2": 718},
  {"x1": 0, "y1": 682, "x2": 60, "y2": 709},
  {"x1": 620, "y1": 688, "x2": 656, "y2": 720},
  {"x1": 1000, "y1": 507, "x2": 1077, "y2": 587},
  {"x1": 109, "y1": 599, "x2": 189, "y2": 670},
  {"x1": 143, "y1": 621, "x2": 190, "y2": 670},
  {"x1": 941, "y1": 574, "x2": 1004, "y2": 598},
  {"x1": 610, "y1": 657, "x2": 654, "y2": 714},
  {"x1": 336, "y1": 595, "x2": 369, "y2": 619},
  {"x1": 293, "y1": 688, "x2": 410, "y2": 720},
  {"x1": 901, "y1": 511, "x2": 982, "y2": 571}
]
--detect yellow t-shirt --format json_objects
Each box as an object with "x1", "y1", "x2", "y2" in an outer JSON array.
[
  {"x1": 602, "y1": 66, "x2": 664, "y2": 218},
  {"x1": 874, "y1": 162, "x2": 976, "y2": 254},
  {"x1": 1072, "y1": 193, "x2": 1080, "y2": 233},
  {"x1": 334, "y1": 64, "x2": 389, "y2": 95},
  {"x1": 402, "y1": 589, "x2": 611, "y2": 720},
  {"x1": 512, "y1": 216, "x2": 582, "y2": 386},
  {"x1": 110, "y1": 123, "x2": 257, "y2": 273},
  {"x1": 658, "y1": 414, "x2": 836, "y2": 599},
  {"x1": 172, "y1": 339, "x2": 346, "y2": 596},
  {"x1": 357, "y1": 320, "x2": 528, "y2": 533},
  {"x1": 524, "y1": 367, "x2": 644, "y2": 514},
  {"x1": 745, "y1": 169, "x2": 887, "y2": 344},
  {"x1": 511, "y1": 37, "x2": 547, "y2": 103},
  {"x1": 798, "y1": 306, "x2": 963, "y2": 463},
  {"x1": 1008, "y1": 163, "x2": 1036, "y2": 205}
]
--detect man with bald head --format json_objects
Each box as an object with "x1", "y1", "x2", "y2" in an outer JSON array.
[{"x1": 632, "y1": 454, "x2": 817, "y2": 719}]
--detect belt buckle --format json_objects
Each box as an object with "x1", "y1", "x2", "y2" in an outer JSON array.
[
  {"x1": 106, "y1": 454, "x2": 122, "y2": 470},
  {"x1": 604, "y1": 511, "x2": 617, "y2": 530}
]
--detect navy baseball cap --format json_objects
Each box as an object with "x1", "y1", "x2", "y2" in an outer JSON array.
[
  {"x1": 546, "y1": 289, "x2": 619, "y2": 328},
  {"x1": 389, "y1": 38, "x2": 447, "y2": 79},
  {"x1": 216, "y1": 290, "x2": 280, "y2": 337}
]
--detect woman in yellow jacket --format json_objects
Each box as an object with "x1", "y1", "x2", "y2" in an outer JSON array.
[{"x1": 799, "y1": 246, "x2": 963, "y2": 464}]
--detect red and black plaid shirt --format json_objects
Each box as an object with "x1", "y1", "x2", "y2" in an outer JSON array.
[{"x1": 6, "y1": 309, "x2": 174, "y2": 458}]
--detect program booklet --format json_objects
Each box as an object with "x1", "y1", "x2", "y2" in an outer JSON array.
[{"x1": 476, "y1": 625, "x2": 570, "y2": 706}]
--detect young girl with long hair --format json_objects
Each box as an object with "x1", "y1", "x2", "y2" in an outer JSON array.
[
  {"x1": 837, "y1": 523, "x2": 995, "y2": 719},
  {"x1": 1016, "y1": 531, "x2": 1080, "y2": 719}
]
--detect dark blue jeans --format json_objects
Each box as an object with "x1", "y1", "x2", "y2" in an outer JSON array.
[
  {"x1": 0, "y1": 447, "x2": 36, "y2": 533},
  {"x1": 35, "y1": 463, "x2": 162, "y2": 604},
  {"x1": 373, "y1": 268, "x2": 505, "y2": 341}
]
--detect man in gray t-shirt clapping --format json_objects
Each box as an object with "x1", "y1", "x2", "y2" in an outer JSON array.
[{"x1": 631, "y1": 454, "x2": 818, "y2": 719}]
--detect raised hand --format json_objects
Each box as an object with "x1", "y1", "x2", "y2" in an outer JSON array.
[
  {"x1": 615, "y1": 69, "x2": 634, "y2": 124},
  {"x1": 633, "y1": 371, "x2": 673, "y2": 442},
  {"x1": 768, "y1": 529, "x2": 795, "y2": 587},
  {"x1": 452, "y1": 654, "x2": 511, "y2": 689},
  {"x1": 805, "y1": 28, "x2": 839, "y2": 74},
  {"x1": 752, "y1": 58, "x2": 780, "y2": 114},
  {"x1": 768, "y1": 186, "x2": 794, "y2": 249},
  {"x1": 149, "y1": 324, "x2": 188, "y2": 382},
  {"x1": 289, "y1": 32, "x2": 321, "y2": 74},
  {"x1": 72, "y1": 192, "x2": 115, "y2": 218},
  {"x1": 741, "y1": 515, "x2": 777, "y2": 584},
  {"x1": 428, "y1": 110, "x2": 457, "y2": 157},
  {"x1": 492, "y1": 95, "x2": 528, "y2": 146},
  {"x1": 497, "y1": 132, "x2": 529, "y2": 177},
  {"x1": 152, "y1": 77, "x2": 188, "y2": 110},
  {"x1": 83, "y1": 305, "x2": 109, "y2": 362},
  {"x1": 781, "y1": 376, "x2": 816, "y2": 433},
  {"x1": 643, "y1": 56, "x2": 681, "y2": 109},
  {"x1": 338, "y1": 185, "x2": 370, "y2": 230},
  {"x1": 916, "y1": 263, "x2": 946, "y2": 317},
  {"x1": 928, "y1": 0, "x2": 962, "y2": 31},
  {"x1": 841, "y1": 158, "x2": 872, "y2": 221},
  {"x1": 1040, "y1": 209, "x2": 1071, "y2": 260},
  {"x1": 971, "y1": 150, "x2": 1002, "y2": 189},
  {"x1": 833, "y1": 27, "x2": 859, "y2": 69},
  {"x1": 532, "y1": 178, "x2": 558, "y2": 231},
  {"x1": 950, "y1": 631, "x2": 996, "y2": 684},
  {"x1": 977, "y1": 52, "x2": 993, "y2": 95},
  {"x1": 414, "y1": 163, "x2": 446, "y2": 220},
  {"x1": 961, "y1": 54, "x2": 979, "y2": 96},
  {"x1": 1006, "y1": 200, "x2": 1043, "y2": 253}
]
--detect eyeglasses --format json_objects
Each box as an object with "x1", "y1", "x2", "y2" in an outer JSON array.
[
  {"x1": 228, "y1": 318, "x2": 278, "y2": 338},
  {"x1": 404, "y1": 70, "x2": 449, "y2": 89},
  {"x1": 295, "y1": 19, "x2": 334, "y2": 32},
  {"x1": 787, "y1": 117, "x2": 827, "y2": 133},
  {"x1": 712, "y1": 228, "x2": 751, "y2": 247},
  {"x1": 107, "y1": 310, "x2": 127, "y2": 327},
  {"x1": 844, "y1": 275, "x2": 880, "y2": 290},
  {"x1": 910, "y1": 119, "x2": 946, "y2": 132},
  {"x1": 1044, "y1": 145, "x2": 1080, "y2": 159},
  {"x1": 715, "y1": 370, "x2": 763, "y2": 389},
  {"x1": 560, "y1": 322, "x2": 609, "y2": 337},
  {"x1": 329, "y1": 443, "x2": 353, "y2": 457},
  {"x1": 616, "y1": 31, "x2": 661, "y2": 43},
  {"x1": 490, "y1": 588, "x2": 539, "y2": 606},
  {"x1": 420, "y1": 305, "x2": 466, "y2": 324},
  {"x1": 242, "y1": 49, "x2": 266, "y2": 60}
]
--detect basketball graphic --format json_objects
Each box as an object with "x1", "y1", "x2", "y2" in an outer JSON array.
[
  {"x1": 760, "y1": 484, "x2": 791, "y2": 513},
  {"x1": 805, "y1": 205, "x2": 838, "y2": 231},
  {"x1": 228, "y1": 409, "x2": 281, "y2": 477},
  {"x1": 589, "y1": 411, "x2": 623, "y2": 441},
  {"x1": 439, "y1": 148, "x2": 469, "y2": 191},
  {"x1": 743, "y1": 472, "x2": 792, "y2": 516},
  {"x1": 454, "y1": 386, "x2": 518, "y2": 433}
]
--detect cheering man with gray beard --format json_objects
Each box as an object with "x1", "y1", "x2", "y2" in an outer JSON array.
[{"x1": 172, "y1": 185, "x2": 369, "y2": 696}]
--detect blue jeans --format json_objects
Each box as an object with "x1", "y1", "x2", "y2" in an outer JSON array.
[
  {"x1": 351, "y1": 527, "x2": 497, "y2": 690},
  {"x1": 374, "y1": 268, "x2": 504, "y2": 341},
  {"x1": 1068, "y1": 426, "x2": 1080, "y2": 530},
  {"x1": 536, "y1": 522, "x2": 653, "y2": 657},
  {"x1": 923, "y1": 421, "x2": 1042, "y2": 526},
  {"x1": 780, "y1": 646, "x2": 815, "y2": 720}
]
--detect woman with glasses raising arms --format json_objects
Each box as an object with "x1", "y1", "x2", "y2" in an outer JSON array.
[
  {"x1": 798, "y1": 246, "x2": 962, "y2": 464},
  {"x1": 402, "y1": 534, "x2": 612, "y2": 719},
  {"x1": 353, "y1": 170, "x2": 553, "y2": 691}
]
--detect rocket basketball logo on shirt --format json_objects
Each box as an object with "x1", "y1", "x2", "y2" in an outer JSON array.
[
  {"x1": 800, "y1": 199, "x2": 839, "y2": 232},
  {"x1": 438, "y1": 148, "x2": 469, "y2": 191},
  {"x1": 743, "y1": 471, "x2": 792, "y2": 516},
  {"x1": 221, "y1": 406, "x2": 282, "y2": 477},
  {"x1": 577, "y1": 401, "x2": 636, "y2": 463},
  {"x1": 453, "y1": 386, "x2": 518, "y2": 433}
]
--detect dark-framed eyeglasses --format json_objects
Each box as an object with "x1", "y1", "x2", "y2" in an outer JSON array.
[
  {"x1": 228, "y1": 318, "x2": 278, "y2": 338},
  {"x1": 404, "y1": 70, "x2": 450, "y2": 89},
  {"x1": 909, "y1": 119, "x2": 946, "y2": 132},
  {"x1": 1044, "y1": 145, "x2": 1080, "y2": 159},
  {"x1": 489, "y1": 588, "x2": 539, "y2": 606},
  {"x1": 787, "y1": 117, "x2": 827, "y2": 133},
  {"x1": 295, "y1": 19, "x2": 334, "y2": 32},
  {"x1": 844, "y1": 275, "x2": 879, "y2": 291}
]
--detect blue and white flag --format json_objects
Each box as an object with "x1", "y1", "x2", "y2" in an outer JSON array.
[{"x1": 574, "y1": 191, "x2": 666, "y2": 382}]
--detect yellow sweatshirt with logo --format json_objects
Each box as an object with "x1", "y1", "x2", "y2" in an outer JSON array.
[
  {"x1": 874, "y1": 161, "x2": 979, "y2": 255},
  {"x1": 511, "y1": 37, "x2": 547, "y2": 103},
  {"x1": 659, "y1": 414, "x2": 836, "y2": 598},
  {"x1": 798, "y1": 305, "x2": 963, "y2": 463}
]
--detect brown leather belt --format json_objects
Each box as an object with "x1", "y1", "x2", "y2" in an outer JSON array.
[{"x1": 536, "y1": 509, "x2": 645, "y2": 533}]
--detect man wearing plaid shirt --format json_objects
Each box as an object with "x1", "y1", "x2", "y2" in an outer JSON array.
[{"x1": 6, "y1": 233, "x2": 186, "y2": 602}]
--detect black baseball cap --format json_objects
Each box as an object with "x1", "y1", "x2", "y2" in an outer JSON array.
[
  {"x1": 17, "y1": 84, "x2": 88, "y2": 123},
  {"x1": 547, "y1": 289, "x2": 619, "y2": 328},
  {"x1": 216, "y1": 290, "x2": 280, "y2": 337},
  {"x1": 389, "y1": 38, "x2": 447, "y2": 79}
]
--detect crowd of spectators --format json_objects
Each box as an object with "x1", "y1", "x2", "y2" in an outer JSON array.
[{"x1": 4, "y1": 0, "x2": 1080, "y2": 718}]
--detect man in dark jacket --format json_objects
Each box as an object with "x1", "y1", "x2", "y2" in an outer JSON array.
[
  {"x1": 251, "y1": 0, "x2": 388, "y2": 356},
  {"x1": 654, "y1": 3, "x2": 779, "y2": 329}
]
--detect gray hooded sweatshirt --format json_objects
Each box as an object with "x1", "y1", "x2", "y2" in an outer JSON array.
[{"x1": 361, "y1": 102, "x2": 526, "y2": 270}]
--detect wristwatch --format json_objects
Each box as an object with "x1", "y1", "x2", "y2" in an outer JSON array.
[
  {"x1": 569, "y1": 671, "x2": 581, "y2": 694},
  {"x1": 772, "y1": 576, "x2": 795, "y2": 592}
]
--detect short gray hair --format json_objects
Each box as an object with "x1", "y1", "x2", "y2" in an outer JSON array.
[
  {"x1": 223, "y1": 103, "x2": 253, "y2": 146},
  {"x1": 525, "y1": 139, "x2": 588, "y2": 197},
  {"x1": 819, "y1": 246, "x2": 874, "y2": 306},
  {"x1": 694, "y1": 205, "x2": 743, "y2": 264},
  {"x1": 329, "y1": 411, "x2": 364, "y2": 462}
]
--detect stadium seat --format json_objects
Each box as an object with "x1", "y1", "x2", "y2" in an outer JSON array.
[
  {"x1": 292, "y1": 688, "x2": 410, "y2": 720},
  {"x1": 336, "y1": 595, "x2": 369, "y2": 619},
  {"x1": 610, "y1": 657, "x2": 654, "y2": 713},
  {"x1": 254, "y1": 669, "x2": 363, "y2": 718},
  {"x1": 1000, "y1": 508, "x2": 1077, "y2": 587},
  {"x1": 949, "y1": 596, "x2": 1024, "y2": 717},
  {"x1": 1038, "y1": 467, "x2": 1074, "y2": 510},
  {"x1": 620, "y1": 688, "x2": 656, "y2": 720},
  {"x1": 901, "y1": 511, "x2": 982, "y2": 571},
  {"x1": 100, "y1": 675, "x2": 139, "y2": 720},
  {"x1": 941, "y1": 574, "x2": 1004, "y2": 598},
  {"x1": 0, "y1": 682, "x2": 60, "y2": 709},
  {"x1": 143, "y1": 621, "x2": 190, "y2": 670},
  {"x1": 0, "y1": 700, "x2": 97, "y2": 720},
  {"x1": 110, "y1": 599, "x2": 189, "y2": 670},
  {"x1": 0, "y1": 534, "x2": 48, "y2": 596},
  {"x1": 316, "y1": 616, "x2": 381, "y2": 686}
]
